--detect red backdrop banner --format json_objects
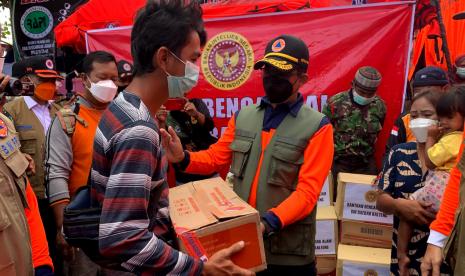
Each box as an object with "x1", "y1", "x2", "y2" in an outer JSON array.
[{"x1": 86, "y1": 2, "x2": 415, "y2": 165}]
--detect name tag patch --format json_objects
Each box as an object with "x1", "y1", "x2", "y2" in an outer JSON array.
[{"x1": 0, "y1": 136, "x2": 21, "y2": 159}]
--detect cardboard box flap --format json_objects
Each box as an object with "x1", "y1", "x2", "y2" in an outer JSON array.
[
  {"x1": 169, "y1": 182, "x2": 218, "y2": 233},
  {"x1": 192, "y1": 177, "x2": 257, "y2": 219},
  {"x1": 317, "y1": 206, "x2": 337, "y2": 220},
  {"x1": 337, "y1": 244, "x2": 390, "y2": 265},
  {"x1": 338, "y1": 173, "x2": 376, "y2": 186}
]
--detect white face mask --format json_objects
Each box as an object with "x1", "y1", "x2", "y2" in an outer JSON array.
[
  {"x1": 164, "y1": 51, "x2": 199, "y2": 98},
  {"x1": 456, "y1": 66, "x2": 465, "y2": 79},
  {"x1": 409, "y1": 118, "x2": 438, "y2": 143},
  {"x1": 87, "y1": 79, "x2": 118, "y2": 103}
]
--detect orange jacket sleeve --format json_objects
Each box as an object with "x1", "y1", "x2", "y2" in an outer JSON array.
[
  {"x1": 185, "y1": 116, "x2": 236, "y2": 175},
  {"x1": 24, "y1": 179, "x2": 54, "y2": 271},
  {"x1": 270, "y1": 124, "x2": 334, "y2": 227},
  {"x1": 430, "y1": 136, "x2": 464, "y2": 236}
]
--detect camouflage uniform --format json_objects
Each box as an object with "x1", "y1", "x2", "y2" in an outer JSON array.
[{"x1": 323, "y1": 89, "x2": 386, "y2": 193}]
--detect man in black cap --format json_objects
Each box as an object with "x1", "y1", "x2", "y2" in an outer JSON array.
[
  {"x1": 3, "y1": 56, "x2": 63, "y2": 267},
  {"x1": 453, "y1": 10, "x2": 465, "y2": 20},
  {"x1": 385, "y1": 66, "x2": 449, "y2": 155},
  {"x1": 162, "y1": 34, "x2": 334, "y2": 275},
  {"x1": 323, "y1": 66, "x2": 386, "y2": 194},
  {"x1": 453, "y1": 54, "x2": 465, "y2": 85},
  {"x1": 115, "y1": 60, "x2": 134, "y2": 92}
]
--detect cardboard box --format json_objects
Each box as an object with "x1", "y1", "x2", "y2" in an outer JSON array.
[
  {"x1": 336, "y1": 244, "x2": 390, "y2": 276},
  {"x1": 335, "y1": 173, "x2": 393, "y2": 224},
  {"x1": 316, "y1": 206, "x2": 338, "y2": 255},
  {"x1": 340, "y1": 220, "x2": 392, "y2": 249},
  {"x1": 318, "y1": 172, "x2": 334, "y2": 207},
  {"x1": 316, "y1": 255, "x2": 337, "y2": 276},
  {"x1": 169, "y1": 177, "x2": 266, "y2": 272}
]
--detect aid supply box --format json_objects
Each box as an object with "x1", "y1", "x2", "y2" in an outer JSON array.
[
  {"x1": 335, "y1": 173, "x2": 393, "y2": 225},
  {"x1": 340, "y1": 220, "x2": 392, "y2": 249},
  {"x1": 316, "y1": 255, "x2": 337, "y2": 276},
  {"x1": 318, "y1": 172, "x2": 334, "y2": 207},
  {"x1": 316, "y1": 206, "x2": 338, "y2": 255},
  {"x1": 336, "y1": 244, "x2": 390, "y2": 276},
  {"x1": 169, "y1": 177, "x2": 266, "y2": 272}
]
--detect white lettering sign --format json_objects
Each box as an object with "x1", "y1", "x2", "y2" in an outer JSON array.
[
  {"x1": 318, "y1": 177, "x2": 331, "y2": 207},
  {"x1": 315, "y1": 220, "x2": 336, "y2": 255},
  {"x1": 343, "y1": 184, "x2": 393, "y2": 224},
  {"x1": 342, "y1": 261, "x2": 390, "y2": 276}
]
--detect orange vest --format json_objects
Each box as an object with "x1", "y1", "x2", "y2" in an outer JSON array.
[
  {"x1": 68, "y1": 105, "x2": 103, "y2": 197},
  {"x1": 402, "y1": 113, "x2": 416, "y2": 143}
]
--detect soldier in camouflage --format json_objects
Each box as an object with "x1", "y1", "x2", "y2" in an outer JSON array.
[{"x1": 323, "y1": 66, "x2": 386, "y2": 196}]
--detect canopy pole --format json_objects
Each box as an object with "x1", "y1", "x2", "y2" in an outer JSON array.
[{"x1": 431, "y1": 0, "x2": 454, "y2": 79}]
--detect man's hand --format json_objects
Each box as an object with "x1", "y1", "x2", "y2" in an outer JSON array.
[
  {"x1": 24, "y1": 154, "x2": 36, "y2": 175},
  {"x1": 160, "y1": 126, "x2": 185, "y2": 163},
  {"x1": 396, "y1": 199, "x2": 436, "y2": 225},
  {"x1": 0, "y1": 73, "x2": 10, "y2": 93},
  {"x1": 421, "y1": 244, "x2": 443, "y2": 276},
  {"x1": 202, "y1": 241, "x2": 255, "y2": 276},
  {"x1": 56, "y1": 232, "x2": 76, "y2": 262}
]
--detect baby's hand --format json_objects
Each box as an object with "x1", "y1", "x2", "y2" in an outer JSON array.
[{"x1": 427, "y1": 125, "x2": 442, "y2": 141}]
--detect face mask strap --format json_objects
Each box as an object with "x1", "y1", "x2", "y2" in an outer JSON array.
[{"x1": 168, "y1": 50, "x2": 186, "y2": 66}]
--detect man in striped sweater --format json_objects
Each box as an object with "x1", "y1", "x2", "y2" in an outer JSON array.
[{"x1": 90, "y1": 1, "x2": 253, "y2": 275}]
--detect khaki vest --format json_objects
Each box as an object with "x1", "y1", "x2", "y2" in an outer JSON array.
[
  {"x1": 444, "y1": 139, "x2": 465, "y2": 274},
  {"x1": 4, "y1": 97, "x2": 59, "y2": 199},
  {"x1": 0, "y1": 113, "x2": 34, "y2": 276},
  {"x1": 230, "y1": 104, "x2": 323, "y2": 266}
]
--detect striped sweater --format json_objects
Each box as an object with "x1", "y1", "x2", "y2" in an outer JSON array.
[{"x1": 90, "y1": 91, "x2": 203, "y2": 275}]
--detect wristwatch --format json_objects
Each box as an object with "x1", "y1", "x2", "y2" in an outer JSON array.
[{"x1": 261, "y1": 219, "x2": 275, "y2": 239}]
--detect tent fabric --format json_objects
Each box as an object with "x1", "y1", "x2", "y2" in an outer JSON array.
[
  {"x1": 409, "y1": 0, "x2": 465, "y2": 79},
  {"x1": 54, "y1": 0, "x2": 394, "y2": 53}
]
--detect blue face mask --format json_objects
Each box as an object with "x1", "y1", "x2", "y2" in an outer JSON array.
[
  {"x1": 353, "y1": 89, "x2": 374, "y2": 106},
  {"x1": 165, "y1": 52, "x2": 200, "y2": 98}
]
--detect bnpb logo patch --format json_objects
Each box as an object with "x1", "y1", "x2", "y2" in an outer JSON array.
[
  {"x1": 45, "y1": 59, "x2": 54, "y2": 70},
  {"x1": 201, "y1": 32, "x2": 254, "y2": 91},
  {"x1": 271, "y1": 39, "x2": 286, "y2": 52}
]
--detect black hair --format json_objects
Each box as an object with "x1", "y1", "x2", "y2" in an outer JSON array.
[
  {"x1": 82, "y1": 51, "x2": 116, "y2": 75},
  {"x1": 412, "y1": 90, "x2": 442, "y2": 109},
  {"x1": 436, "y1": 86, "x2": 465, "y2": 118},
  {"x1": 131, "y1": 0, "x2": 206, "y2": 76}
]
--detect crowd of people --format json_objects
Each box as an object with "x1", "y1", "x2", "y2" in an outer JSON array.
[{"x1": 0, "y1": 1, "x2": 464, "y2": 276}]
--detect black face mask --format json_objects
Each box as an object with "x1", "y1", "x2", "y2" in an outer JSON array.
[{"x1": 263, "y1": 75, "x2": 295, "y2": 104}]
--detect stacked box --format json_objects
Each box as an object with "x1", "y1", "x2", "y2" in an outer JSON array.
[
  {"x1": 316, "y1": 255, "x2": 337, "y2": 276},
  {"x1": 335, "y1": 173, "x2": 393, "y2": 249},
  {"x1": 336, "y1": 244, "x2": 390, "y2": 276},
  {"x1": 318, "y1": 172, "x2": 334, "y2": 207},
  {"x1": 316, "y1": 206, "x2": 338, "y2": 275},
  {"x1": 316, "y1": 206, "x2": 338, "y2": 256}
]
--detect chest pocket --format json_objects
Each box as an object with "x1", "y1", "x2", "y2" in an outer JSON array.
[
  {"x1": 367, "y1": 114, "x2": 383, "y2": 136},
  {"x1": 18, "y1": 130, "x2": 37, "y2": 156},
  {"x1": 229, "y1": 133, "x2": 254, "y2": 178},
  {"x1": 268, "y1": 137, "x2": 305, "y2": 190},
  {"x1": 0, "y1": 199, "x2": 11, "y2": 232}
]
